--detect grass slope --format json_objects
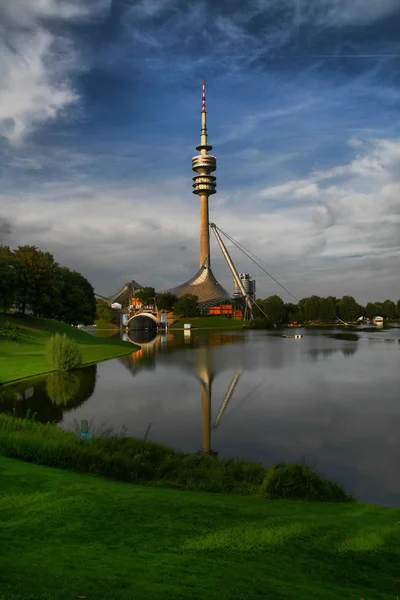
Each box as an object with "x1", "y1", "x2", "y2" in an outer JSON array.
[
  {"x1": 0, "y1": 457, "x2": 399, "y2": 600},
  {"x1": 0, "y1": 314, "x2": 138, "y2": 385},
  {"x1": 94, "y1": 319, "x2": 119, "y2": 330},
  {"x1": 171, "y1": 316, "x2": 244, "y2": 329}
]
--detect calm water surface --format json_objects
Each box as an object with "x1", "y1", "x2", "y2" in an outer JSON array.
[{"x1": 1, "y1": 326, "x2": 399, "y2": 507}]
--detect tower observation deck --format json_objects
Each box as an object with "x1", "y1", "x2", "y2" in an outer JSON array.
[
  {"x1": 166, "y1": 81, "x2": 230, "y2": 310},
  {"x1": 192, "y1": 80, "x2": 217, "y2": 267}
]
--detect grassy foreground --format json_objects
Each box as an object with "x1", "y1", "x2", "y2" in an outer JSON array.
[
  {"x1": 0, "y1": 457, "x2": 399, "y2": 600},
  {"x1": 171, "y1": 316, "x2": 244, "y2": 329},
  {"x1": 0, "y1": 314, "x2": 138, "y2": 385}
]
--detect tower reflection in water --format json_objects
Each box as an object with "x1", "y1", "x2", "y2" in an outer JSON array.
[{"x1": 121, "y1": 329, "x2": 243, "y2": 455}]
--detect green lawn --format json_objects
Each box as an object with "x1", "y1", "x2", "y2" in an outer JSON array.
[
  {"x1": 0, "y1": 314, "x2": 138, "y2": 385},
  {"x1": 94, "y1": 319, "x2": 119, "y2": 330},
  {"x1": 0, "y1": 457, "x2": 399, "y2": 600},
  {"x1": 171, "y1": 316, "x2": 244, "y2": 329}
]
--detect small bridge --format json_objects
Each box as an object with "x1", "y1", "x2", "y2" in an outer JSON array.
[{"x1": 128, "y1": 310, "x2": 161, "y2": 331}]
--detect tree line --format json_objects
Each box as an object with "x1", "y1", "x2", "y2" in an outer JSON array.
[
  {"x1": 0, "y1": 245, "x2": 96, "y2": 325},
  {"x1": 253, "y1": 294, "x2": 400, "y2": 324}
]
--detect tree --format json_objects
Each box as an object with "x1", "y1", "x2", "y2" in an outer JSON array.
[
  {"x1": 156, "y1": 292, "x2": 177, "y2": 311},
  {"x1": 397, "y1": 300, "x2": 400, "y2": 318},
  {"x1": 382, "y1": 299, "x2": 396, "y2": 319},
  {"x1": 13, "y1": 245, "x2": 60, "y2": 316},
  {"x1": 303, "y1": 296, "x2": 322, "y2": 322},
  {"x1": 173, "y1": 294, "x2": 198, "y2": 318},
  {"x1": 262, "y1": 295, "x2": 284, "y2": 323},
  {"x1": 283, "y1": 302, "x2": 299, "y2": 322},
  {"x1": 320, "y1": 297, "x2": 337, "y2": 322},
  {"x1": 338, "y1": 296, "x2": 361, "y2": 322},
  {"x1": 135, "y1": 287, "x2": 155, "y2": 307},
  {"x1": 96, "y1": 299, "x2": 115, "y2": 323},
  {"x1": 0, "y1": 246, "x2": 17, "y2": 312},
  {"x1": 58, "y1": 268, "x2": 96, "y2": 325},
  {"x1": 365, "y1": 302, "x2": 381, "y2": 319}
]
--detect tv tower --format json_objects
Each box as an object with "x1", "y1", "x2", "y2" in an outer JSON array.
[
  {"x1": 192, "y1": 80, "x2": 217, "y2": 268},
  {"x1": 165, "y1": 81, "x2": 229, "y2": 309}
]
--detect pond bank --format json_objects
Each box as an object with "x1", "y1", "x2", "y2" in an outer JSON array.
[
  {"x1": 0, "y1": 455, "x2": 398, "y2": 600},
  {"x1": 0, "y1": 413, "x2": 352, "y2": 501},
  {"x1": 0, "y1": 314, "x2": 139, "y2": 386},
  {"x1": 171, "y1": 316, "x2": 245, "y2": 329}
]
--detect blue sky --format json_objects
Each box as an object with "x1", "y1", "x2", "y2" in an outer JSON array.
[{"x1": 1, "y1": 0, "x2": 400, "y2": 302}]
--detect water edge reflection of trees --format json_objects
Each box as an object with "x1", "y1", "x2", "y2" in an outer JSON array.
[{"x1": 0, "y1": 365, "x2": 97, "y2": 422}]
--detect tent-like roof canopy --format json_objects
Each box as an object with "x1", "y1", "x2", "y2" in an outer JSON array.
[{"x1": 166, "y1": 263, "x2": 230, "y2": 310}]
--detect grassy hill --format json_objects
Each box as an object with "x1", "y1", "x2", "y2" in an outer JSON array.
[
  {"x1": 94, "y1": 319, "x2": 119, "y2": 330},
  {"x1": 171, "y1": 316, "x2": 244, "y2": 329},
  {"x1": 0, "y1": 456, "x2": 399, "y2": 600},
  {"x1": 0, "y1": 314, "x2": 138, "y2": 385}
]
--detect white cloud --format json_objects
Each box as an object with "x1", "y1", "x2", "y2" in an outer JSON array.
[
  {"x1": 260, "y1": 179, "x2": 319, "y2": 200},
  {"x1": 1, "y1": 137, "x2": 399, "y2": 302},
  {"x1": 251, "y1": 0, "x2": 400, "y2": 28},
  {"x1": 0, "y1": 0, "x2": 111, "y2": 143},
  {"x1": 216, "y1": 101, "x2": 316, "y2": 146},
  {"x1": 321, "y1": 0, "x2": 400, "y2": 26}
]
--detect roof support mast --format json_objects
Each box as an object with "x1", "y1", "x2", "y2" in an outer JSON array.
[
  {"x1": 213, "y1": 370, "x2": 242, "y2": 429},
  {"x1": 210, "y1": 223, "x2": 254, "y2": 320}
]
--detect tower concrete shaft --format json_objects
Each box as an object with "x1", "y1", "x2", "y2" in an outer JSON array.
[{"x1": 192, "y1": 80, "x2": 217, "y2": 268}]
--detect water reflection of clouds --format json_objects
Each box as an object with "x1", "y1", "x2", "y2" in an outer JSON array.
[
  {"x1": 4, "y1": 326, "x2": 399, "y2": 506},
  {"x1": 221, "y1": 400, "x2": 400, "y2": 507}
]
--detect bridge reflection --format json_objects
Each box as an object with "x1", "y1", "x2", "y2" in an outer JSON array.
[{"x1": 119, "y1": 330, "x2": 244, "y2": 455}]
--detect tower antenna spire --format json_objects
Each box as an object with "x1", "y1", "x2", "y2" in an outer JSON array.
[{"x1": 200, "y1": 79, "x2": 207, "y2": 150}]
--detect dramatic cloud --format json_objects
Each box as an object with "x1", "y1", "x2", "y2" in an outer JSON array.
[
  {"x1": 1, "y1": 136, "x2": 399, "y2": 301},
  {"x1": 0, "y1": 0, "x2": 111, "y2": 143},
  {"x1": 0, "y1": 0, "x2": 399, "y2": 302}
]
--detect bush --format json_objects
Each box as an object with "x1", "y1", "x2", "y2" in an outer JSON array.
[
  {"x1": 47, "y1": 333, "x2": 82, "y2": 371},
  {"x1": 260, "y1": 461, "x2": 353, "y2": 502},
  {"x1": 0, "y1": 321, "x2": 22, "y2": 340}
]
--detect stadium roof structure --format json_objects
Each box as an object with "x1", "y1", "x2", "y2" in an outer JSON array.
[
  {"x1": 166, "y1": 260, "x2": 230, "y2": 310},
  {"x1": 108, "y1": 280, "x2": 143, "y2": 306}
]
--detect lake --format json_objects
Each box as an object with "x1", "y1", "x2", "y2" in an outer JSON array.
[{"x1": 1, "y1": 325, "x2": 399, "y2": 507}]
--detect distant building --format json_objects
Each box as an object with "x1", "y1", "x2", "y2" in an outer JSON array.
[
  {"x1": 232, "y1": 273, "x2": 256, "y2": 301},
  {"x1": 208, "y1": 304, "x2": 243, "y2": 319}
]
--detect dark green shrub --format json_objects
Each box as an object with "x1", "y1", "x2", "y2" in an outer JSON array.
[
  {"x1": 47, "y1": 333, "x2": 82, "y2": 371},
  {"x1": 0, "y1": 321, "x2": 22, "y2": 340},
  {"x1": 261, "y1": 461, "x2": 353, "y2": 502}
]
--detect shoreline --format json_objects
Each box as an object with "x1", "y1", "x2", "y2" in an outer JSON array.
[
  {"x1": 0, "y1": 314, "x2": 139, "y2": 386},
  {"x1": 0, "y1": 348, "x2": 135, "y2": 388},
  {"x1": 0, "y1": 413, "x2": 353, "y2": 502}
]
